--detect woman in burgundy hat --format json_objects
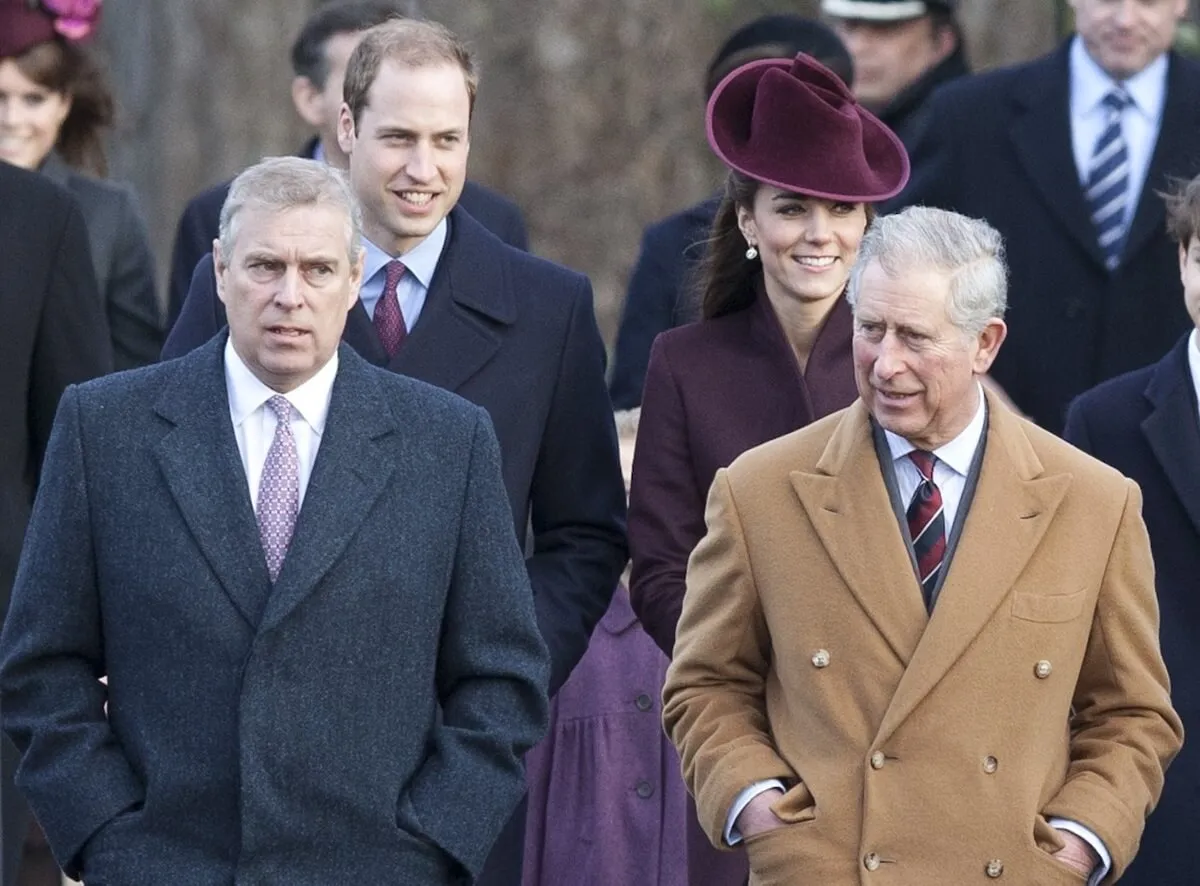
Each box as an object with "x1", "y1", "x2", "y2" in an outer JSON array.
[
  {"x1": 627, "y1": 53, "x2": 908, "y2": 886},
  {"x1": 0, "y1": 0, "x2": 162, "y2": 370}
]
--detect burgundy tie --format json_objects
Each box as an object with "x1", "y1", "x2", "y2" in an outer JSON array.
[
  {"x1": 906, "y1": 450, "x2": 946, "y2": 608},
  {"x1": 374, "y1": 259, "x2": 408, "y2": 357}
]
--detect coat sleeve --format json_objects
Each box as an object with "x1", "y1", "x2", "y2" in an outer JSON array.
[
  {"x1": 167, "y1": 196, "x2": 215, "y2": 327},
  {"x1": 396, "y1": 409, "x2": 550, "y2": 879},
  {"x1": 608, "y1": 226, "x2": 677, "y2": 410},
  {"x1": 0, "y1": 387, "x2": 145, "y2": 873},
  {"x1": 524, "y1": 277, "x2": 627, "y2": 695},
  {"x1": 627, "y1": 337, "x2": 706, "y2": 656},
  {"x1": 662, "y1": 469, "x2": 796, "y2": 846},
  {"x1": 104, "y1": 187, "x2": 163, "y2": 370},
  {"x1": 161, "y1": 253, "x2": 227, "y2": 360},
  {"x1": 1041, "y1": 480, "x2": 1183, "y2": 880},
  {"x1": 29, "y1": 199, "x2": 113, "y2": 472}
]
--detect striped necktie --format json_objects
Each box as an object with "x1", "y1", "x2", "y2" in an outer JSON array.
[
  {"x1": 906, "y1": 450, "x2": 946, "y2": 609},
  {"x1": 1086, "y1": 89, "x2": 1133, "y2": 271}
]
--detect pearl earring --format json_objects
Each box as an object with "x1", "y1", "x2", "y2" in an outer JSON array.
[{"x1": 745, "y1": 245, "x2": 758, "y2": 260}]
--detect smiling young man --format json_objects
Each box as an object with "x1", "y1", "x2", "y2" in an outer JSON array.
[
  {"x1": 0, "y1": 156, "x2": 551, "y2": 886},
  {"x1": 894, "y1": 0, "x2": 1199, "y2": 434},
  {"x1": 164, "y1": 20, "x2": 628, "y2": 885},
  {"x1": 663, "y1": 207, "x2": 1181, "y2": 886}
]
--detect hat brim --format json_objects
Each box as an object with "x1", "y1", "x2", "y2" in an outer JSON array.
[
  {"x1": 706, "y1": 56, "x2": 911, "y2": 204},
  {"x1": 821, "y1": 0, "x2": 931, "y2": 22}
]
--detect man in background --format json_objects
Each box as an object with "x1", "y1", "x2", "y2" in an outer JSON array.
[
  {"x1": 167, "y1": 0, "x2": 526, "y2": 325},
  {"x1": 0, "y1": 162, "x2": 112, "y2": 884},
  {"x1": 822, "y1": 0, "x2": 968, "y2": 148}
]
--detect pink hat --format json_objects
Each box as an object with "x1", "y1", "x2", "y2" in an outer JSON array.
[
  {"x1": 706, "y1": 53, "x2": 910, "y2": 203},
  {"x1": 0, "y1": 0, "x2": 103, "y2": 58}
]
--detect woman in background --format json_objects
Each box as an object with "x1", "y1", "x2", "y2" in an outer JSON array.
[
  {"x1": 628, "y1": 53, "x2": 909, "y2": 885},
  {"x1": 0, "y1": 0, "x2": 162, "y2": 369}
]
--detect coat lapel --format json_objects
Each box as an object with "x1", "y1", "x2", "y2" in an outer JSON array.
[
  {"x1": 152, "y1": 336, "x2": 272, "y2": 627},
  {"x1": 1123, "y1": 53, "x2": 1200, "y2": 262},
  {"x1": 791, "y1": 402, "x2": 929, "y2": 666},
  {"x1": 1008, "y1": 47, "x2": 1108, "y2": 270},
  {"x1": 391, "y1": 208, "x2": 513, "y2": 393},
  {"x1": 875, "y1": 394, "x2": 1070, "y2": 743},
  {"x1": 1142, "y1": 336, "x2": 1200, "y2": 539},
  {"x1": 258, "y1": 347, "x2": 398, "y2": 633},
  {"x1": 343, "y1": 300, "x2": 389, "y2": 367}
]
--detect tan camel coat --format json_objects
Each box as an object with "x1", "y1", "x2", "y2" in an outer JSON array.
[{"x1": 663, "y1": 393, "x2": 1183, "y2": 885}]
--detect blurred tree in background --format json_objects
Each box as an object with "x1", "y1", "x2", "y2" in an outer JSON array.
[{"x1": 95, "y1": 0, "x2": 1192, "y2": 346}]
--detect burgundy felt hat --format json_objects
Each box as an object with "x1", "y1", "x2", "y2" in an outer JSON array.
[
  {"x1": 706, "y1": 53, "x2": 910, "y2": 203},
  {"x1": 0, "y1": 0, "x2": 102, "y2": 58}
]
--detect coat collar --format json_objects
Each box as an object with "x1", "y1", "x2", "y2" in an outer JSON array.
[
  {"x1": 1142, "y1": 334, "x2": 1200, "y2": 539},
  {"x1": 790, "y1": 390, "x2": 1071, "y2": 740},
  {"x1": 152, "y1": 336, "x2": 399, "y2": 631},
  {"x1": 342, "y1": 206, "x2": 517, "y2": 393},
  {"x1": 1008, "y1": 44, "x2": 1200, "y2": 271}
]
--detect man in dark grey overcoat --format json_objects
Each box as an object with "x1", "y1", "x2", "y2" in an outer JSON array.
[{"x1": 0, "y1": 156, "x2": 550, "y2": 886}]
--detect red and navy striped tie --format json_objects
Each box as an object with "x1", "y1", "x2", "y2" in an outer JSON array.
[{"x1": 907, "y1": 450, "x2": 946, "y2": 608}]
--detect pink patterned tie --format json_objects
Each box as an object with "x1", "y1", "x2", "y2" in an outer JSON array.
[
  {"x1": 374, "y1": 259, "x2": 408, "y2": 357},
  {"x1": 257, "y1": 395, "x2": 299, "y2": 582}
]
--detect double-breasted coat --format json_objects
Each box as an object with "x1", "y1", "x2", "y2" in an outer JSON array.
[{"x1": 664, "y1": 392, "x2": 1182, "y2": 885}]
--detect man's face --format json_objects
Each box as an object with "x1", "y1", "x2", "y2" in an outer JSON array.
[
  {"x1": 292, "y1": 31, "x2": 364, "y2": 167},
  {"x1": 1181, "y1": 236, "x2": 1200, "y2": 331},
  {"x1": 215, "y1": 204, "x2": 364, "y2": 393},
  {"x1": 338, "y1": 61, "x2": 470, "y2": 255},
  {"x1": 852, "y1": 259, "x2": 1006, "y2": 450},
  {"x1": 831, "y1": 15, "x2": 954, "y2": 110},
  {"x1": 1069, "y1": 0, "x2": 1187, "y2": 80}
]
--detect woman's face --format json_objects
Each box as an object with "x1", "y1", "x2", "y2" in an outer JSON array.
[
  {"x1": 737, "y1": 187, "x2": 868, "y2": 307},
  {"x1": 0, "y1": 59, "x2": 71, "y2": 170}
]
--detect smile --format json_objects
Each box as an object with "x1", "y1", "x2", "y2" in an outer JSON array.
[
  {"x1": 795, "y1": 256, "x2": 837, "y2": 268},
  {"x1": 397, "y1": 191, "x2": 434, "y2": 206}
]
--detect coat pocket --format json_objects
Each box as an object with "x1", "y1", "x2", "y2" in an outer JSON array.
[
  {"x1": 1011, "y1": 588, "x2": 1088, "y2": 623},
  {"x1": 769, "y1": 781, "x2": 816, "y2": 825}
]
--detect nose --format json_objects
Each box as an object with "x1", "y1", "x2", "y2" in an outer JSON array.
[
  {"x1": 872, "y1": 333, "x2": 906, "y2": 381},
  {"x1": 273, "y1": 268, "x2": 304, "y2": 309},
  {"x1": 405, "y1": 141, "x2": 436, "y2": 183},
  {"x1": 804, "y1": 206, "x2": 833, "y2": 244},
  {"x1": 1113, "y1": 0, "x2": 1135, "y2": 26}
]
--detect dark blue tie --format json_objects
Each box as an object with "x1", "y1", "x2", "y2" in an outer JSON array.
[{"x1": 1086, "y1": 89, "x2": 1132, "y2": 271}]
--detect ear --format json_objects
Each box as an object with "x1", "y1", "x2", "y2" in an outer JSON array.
[
  {"x1": 971, "y1": 318, "x2": 1008, "y2": 375},
  {"x1": 336, "y1": 103, "x2": 356, "y2": 156},
  {"x1": 735, "y1": 204, "x2": 756, "y2": 246},
  {"x1": 349, "y1": 246, "x2": 366, "y2": 310},
  {"x1": 291, "y1": 76, "x2": 324, "y2": 128},
  {"x1": 1180, "y1": 243, "x2": 1189, "y2": 286},
  {"x1": 931, "y1": 20, "x2": 957, "y2": 63},
  {"x1": 213, "y1": 239, "x2": 229, "y2": 307}
]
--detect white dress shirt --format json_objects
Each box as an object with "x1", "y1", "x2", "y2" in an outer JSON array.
[
  {"x1": 357, "y1": 218, "x2": 447, "y2": 333},
  {"x1": 1069, "y1": 36, "x2": 1168, "y2": 231},
  {"x1": 1189, "y1": 330, "x2": 1200, "y2": 422},
  {"x1": 725, "y1": 387, "x2": 1111, "y2": 884},
  {"x1": 224, "y1": 339, "x2": 338, "y2": 510}
]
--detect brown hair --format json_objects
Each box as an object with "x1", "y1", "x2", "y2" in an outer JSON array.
[
  {"x1": 10, "y1": 39, "x2": 115, "y2": 177},
  {"x1": 696, "y1": 170, "x2": 876, "y2": 321},
  {"x1": 1163, "y1": 174, "x2": 1200, "y2": 249},
  {"x1": 343, "y1": 19, "x2": 477, "y2": 128}
]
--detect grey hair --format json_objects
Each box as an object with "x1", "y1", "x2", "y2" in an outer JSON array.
[
  {"x1": 218, "y1": 156, "x2": 363, "y2": 260},
  {"x1": 846, "y1": 206, "x2": 1008, "y2": 336}
]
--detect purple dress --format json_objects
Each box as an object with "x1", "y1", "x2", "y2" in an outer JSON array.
[{"x1": 522, "y1": 587, "x2": 688, "y2": 886}]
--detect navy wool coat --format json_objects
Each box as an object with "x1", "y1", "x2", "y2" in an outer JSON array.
[
  {"x1": 0, "y1": 339, "x2": 550, "y2": 886},
  {"x1": 895, "y1": 43, "x2": 1200, "y2": 433},
  {"x1": 1064, "y1": 334, "x2": 1200, "y2": 886}
]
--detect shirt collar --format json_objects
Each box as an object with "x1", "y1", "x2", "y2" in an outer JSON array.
[
  {"x1": 1188, "y1": 329, "x2": 1200, "y2": 406},
  {"x1": 223, "y1": 337, "x2": 338, "y2": 435},
  {"x1": 361, "y1": 216, "x2": 448, "y2": 290},
  {"x1": 1070, "y1": 34, "x2": 1168, "y2": 119},
  {"x1": 885, "y1": 383, "x2": 987, "y2": 478}
]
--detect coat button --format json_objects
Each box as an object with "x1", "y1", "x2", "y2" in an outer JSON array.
[
  {"x1": 635, "y1": 693, "x2": 653, "y2": 712},
  {"x1": 985, "y1": 858, "x2": 1004, "y2": 878},
  {"x1": 864, "y1": 852, "x2": 881, "y2": 871},
  {"x1": 870, "y1": 751, "x2": 886, "y2": 770},
  {"x1": 811, "y1": 649, "x2": 831, "y2": 668},
  {"x1": 635, "y1": 779, "x2": 654, "y2": 799},
  {"x1": 983, "y1": 755, "x2": 998, "y2": 774},
  {"x1": 1034, "y1": 660, "x2": 1053, "y2": 679}
]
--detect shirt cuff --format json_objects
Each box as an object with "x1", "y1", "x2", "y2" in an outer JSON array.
[
  {"x1": 1049, "y1": 818, "x2": 1111, "y2": 886},
  {"x1": 724, "y1": 780, "x2": 786, "y2": 846}
]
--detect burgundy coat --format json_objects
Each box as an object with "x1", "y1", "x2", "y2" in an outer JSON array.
[{"x1": 627, "y1": 290, "x2": 858, "y2": 886}]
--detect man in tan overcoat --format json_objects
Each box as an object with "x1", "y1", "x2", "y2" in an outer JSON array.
[{"x1": 663, "y1": 207, "x2": 1183, "y2": 885}]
